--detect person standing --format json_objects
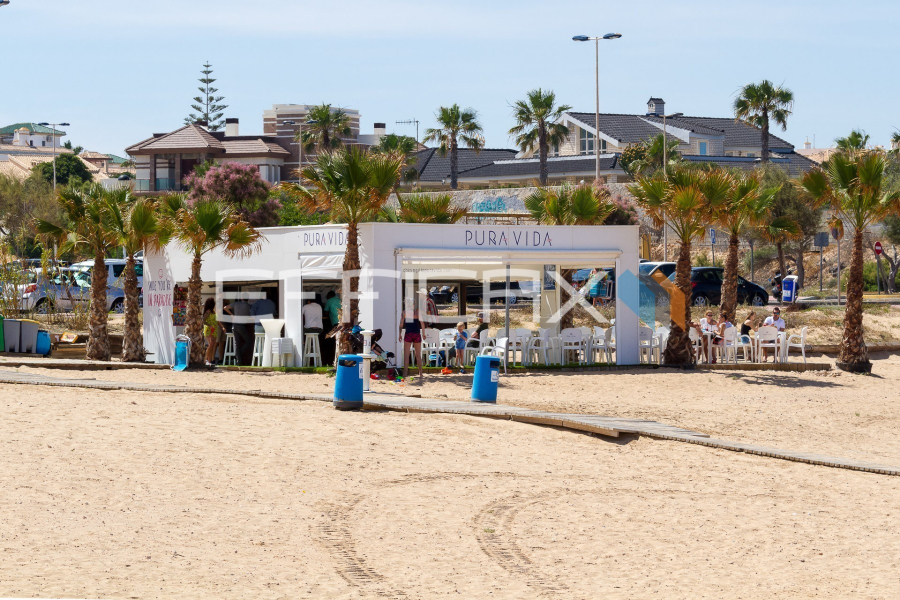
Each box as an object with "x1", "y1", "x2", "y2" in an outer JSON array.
[
  {"x1": 399, "y1": 300, "x2": 424, "y2": 380},
  {"x1": 202, "y1": 298, "x2": 223, "y2": 366},
  {"x1": 251, "y1": 293, "x2": 277, "y2": 333},
  {"x1": 232, "y1": 292, "x2": 253, "y2": 366},
  {"x1": 323, "y1": 291, "x2": 341, "y2": 364},
  {"x1": 216, "y1": 298, "x2": 233, "y2": 365}
]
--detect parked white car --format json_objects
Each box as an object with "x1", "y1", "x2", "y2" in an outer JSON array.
[{"x1": 70, "y1": 259, "x2": 144, "y2": 291}]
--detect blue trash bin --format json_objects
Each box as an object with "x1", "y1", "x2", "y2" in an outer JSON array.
[
  {"x1": 334, "y1": 354, "x2": 364, "y2": 410},
  {"x1": 173, "y1": 334, "x2": 191, "y2": 371},
  {"x1": 471, "y1": 355, "x2": 501, "y2": 403},
  {"x1": 35, "y1": 330, "x2": 51, "y2": 356}
]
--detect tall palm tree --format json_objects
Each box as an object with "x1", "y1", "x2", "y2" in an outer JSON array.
[
  {"x1": 835, "y1": 129, "x2": 870, "y2": 154},
  {"x1": 525, "y1": 184, "x2": 616, "y2": 331},
  {"x1": 624, "y1": 133, "x2": 682, "y2": 177},
  {"x1": 372, "y1": 133, "x2": 420, "y2": 185},
  {"x1": 296, "y1": 103, "x2": 353, "y2": 155},
  {"x1": 289, "y1": 147, "x2": 404, "y2": 355},
  {"x1": 105, "y1": 195, "x2": 168, "y2": 362},
  {"x1": 801, "y1": 151, "x2": 900, "y2": 369},
  {"x1": 396, "y1": 193, "x2": 466, "y2": 223},
  {"x1": 36, "y1": 184, "x2": 122, "y2": 361},
  {"x1": 630, "y1": 168, "x2": 732, "y2": 365},
  {"x1": 423, "y1": 104, "x2": 484, "y2": 189},
  {"x1": 508, "y1": 89, "x2": 571, "y2": 186},
  {"x1": 733, "y1": 80, "x2": 794, "y2": 163},
  {"x1": 713, "y1": 173, "x2": 790, "y2": 320},
  {"x1": 160, "y1": 194, "x2": 263, "y2": 365}
]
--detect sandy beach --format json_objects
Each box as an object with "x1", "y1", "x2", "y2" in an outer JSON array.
[{"x1": 1, "y1": 362, "x2": 900, "y2": 598}]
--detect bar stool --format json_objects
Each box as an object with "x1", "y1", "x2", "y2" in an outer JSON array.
[
  {"x1": 251, "y1": 333, "x2": 266, "y2": 367},
  {"x1": 303, "y1": 333, "x2": 322, "y2": 367},
  {"x1": 222, "y1": 332, "x2": 236, "y2": 366}
]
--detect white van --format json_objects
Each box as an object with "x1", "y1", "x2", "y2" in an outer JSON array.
[{"x1": 70, "y1": 259, "x2": 144, "y2": 291}]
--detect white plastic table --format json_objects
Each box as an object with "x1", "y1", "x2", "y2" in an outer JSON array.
[{"x1": 258, "y1": 319, "x2": 286, "y2": 368}]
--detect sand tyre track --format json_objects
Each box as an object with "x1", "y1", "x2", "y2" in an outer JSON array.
[
  {"x1": 474, "y1": 490, "x2": 570, "y2": 596},
  {"x1": 314, "y1": 494, "x2": 406, "y2": 598}
]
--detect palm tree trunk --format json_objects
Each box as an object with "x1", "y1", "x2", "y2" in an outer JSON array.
[
  {"x1": 121, "y1": 253, "x2": 145, "y2": 362},
  {"x1": 450, "y1": 138, "x2": 459, "y2": 190},
  {"x1": 559, "y1": 268, "x2": 575, "y2": 331},
  {"x1": 761, "y1": 111, "x2": 770, "y2": 163},
  {"x1": 720, "y1": 233, "x2": 740, "y2": 322},
  {"x1": 85, "y1": 251, "x2": 110, "y2": 361},
  {"x1": 336, "y1": 221, "x2": 361, "y2": 360},
  {"x1": 663, "y1": 240, "x2": 694, "y2": 366},
  {"x1": 776, "y1": 241, "x2": 787, "y2": 291},
  {"x1": 839, "y1": 229, "x2": 868, "y2": 364},
  {"x1": 185, "y1": 254, "x2": 205, "y2": 365},
  {"x1": 538, "y1": 125, "x2": 548, "y2": 186}
]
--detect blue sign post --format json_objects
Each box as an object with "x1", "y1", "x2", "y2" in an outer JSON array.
[{"x1": 709, "y1": 229, "x2": 716, "y2": 266}]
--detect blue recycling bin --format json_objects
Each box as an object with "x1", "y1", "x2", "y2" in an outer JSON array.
[
  {"x1": 334, "y1": 354, "x2": 364, "y2": 410},
  {"x1": 35, "y1": 330, "x2": 51, "y2": 356},
  {"x1": 471, "y1": 355, "x2": 501, "y2": 403},
  {"x1": 173, "y1": 335, "x2": 191, "y2": 371},
  {"x1": 782, "y1": 275, "x2": 798, "y2": 303}
]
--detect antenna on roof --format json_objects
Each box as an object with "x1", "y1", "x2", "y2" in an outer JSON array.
[{"x1": 396, "y1": 119, "x2": 420, "y2": 144}]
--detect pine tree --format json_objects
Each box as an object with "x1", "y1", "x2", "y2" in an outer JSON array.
[{"x1": 185, "y1": 62, "x2": 227, "y2": 131}]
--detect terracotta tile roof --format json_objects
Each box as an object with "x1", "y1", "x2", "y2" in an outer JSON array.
[
  {"x1": 221, "y1": 139, "x2": 289, "y2": 156},
  {"x1": 130, "y1": 124, "x2": 226, "y2": 153},
  {"x1": 79, "y1": 150, "x2": 110, "y2": 160},
  {"x1": 0, "y1": 143, "x2": 73, "y2": 156},
  {"x1": 0, "y1": 160, "x2": 30, "y2": 179}
]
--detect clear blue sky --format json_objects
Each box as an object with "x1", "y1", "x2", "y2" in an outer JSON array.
[{"x1": 2, "y1": 0, "x2": 898, "y2": 156}]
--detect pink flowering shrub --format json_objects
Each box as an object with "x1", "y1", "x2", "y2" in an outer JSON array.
[{"x1": 184, "y1": 162, "x2": 279, "y2": 227}]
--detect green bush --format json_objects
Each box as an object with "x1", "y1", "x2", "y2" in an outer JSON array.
[
  {"x1": 695, "y1": 250, "x2": 722, "y2": 268},
  {"x1": 848, "y1": 261, "x2": 900, "y2": 292},
  {"x1": 742, "y1": 245, "x2": 777, "y2": 272}
]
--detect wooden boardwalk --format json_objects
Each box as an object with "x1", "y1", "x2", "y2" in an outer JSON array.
[{"x1": 1, "y1": 368, "x2": 897, "y2": 477}]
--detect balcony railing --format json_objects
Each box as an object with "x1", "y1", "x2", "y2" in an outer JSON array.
[{"x1": 133, "y1": 179, "x2": 182, "y2": 193}]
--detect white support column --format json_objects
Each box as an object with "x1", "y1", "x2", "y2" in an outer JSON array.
[
  {"x1": 614, "y1": 252, "x2": 641, "y2": 365},
  {"x1": 282, "y1": 272, "x2": 303, "y2": 367}
]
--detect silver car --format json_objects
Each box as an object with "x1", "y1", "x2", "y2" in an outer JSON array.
[{"x1": 21, "y1": 267, "x2": 126, "y2": 314}]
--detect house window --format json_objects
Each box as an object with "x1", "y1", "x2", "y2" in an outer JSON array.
[
  {"x1": 699, "y1": 141, "x2": 708, "y2": 156},
  {"x1": 550, "y1": 141, "x2": 559, "y2": 157},
  {"x1": 579, "y1": 129, "x2": 606, "y2": 154}
]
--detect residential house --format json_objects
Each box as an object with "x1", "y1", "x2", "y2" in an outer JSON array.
[
  {"x1": 125, "y1": 119, "x2": 290, "y2": 193},
  {"x1": 0, "y1": 123, "x2": 73, "y2": 180}
]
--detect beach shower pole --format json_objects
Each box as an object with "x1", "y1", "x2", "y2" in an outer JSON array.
[{"x1": 505, "y1": 264, "x2": 511, "y2": 370}]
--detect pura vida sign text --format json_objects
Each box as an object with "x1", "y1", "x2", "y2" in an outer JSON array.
[{"x1": 464, "y1": 229, "x2": 553, "y2": 248}]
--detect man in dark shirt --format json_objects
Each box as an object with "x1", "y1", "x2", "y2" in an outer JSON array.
[{"x1": 232, "y1": 292, "x2": 252, "y2": 365}]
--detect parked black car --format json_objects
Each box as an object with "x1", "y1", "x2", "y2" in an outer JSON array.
[{"x1": 667, "y1": 267, "x2": 769, "y2": 307}]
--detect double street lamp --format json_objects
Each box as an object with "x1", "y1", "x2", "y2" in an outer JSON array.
[
  {"x1": 37, "y1": 121, "x2": 70, "y2": 190},
  {"x1": 572, "y1": 33, "x2": 622, "y2": 181}
]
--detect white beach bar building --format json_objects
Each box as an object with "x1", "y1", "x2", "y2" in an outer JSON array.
[{"x1": 143, "y1": 223, "x2": 641, "y2": 366}]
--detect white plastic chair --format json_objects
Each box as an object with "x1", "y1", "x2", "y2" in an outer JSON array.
[
  {"x1": 756, "y1": 325, "x2": 780, "y2": 363},
  {"x1": 719, "y1": 327, "x2": 738, "y2": 364},
  {"x1": 560, "y1": 328, "x2": 586, "y2": 365},
  {"x1": 784, "y1": 326, "x2": 808, "y2": 363},
  {"x1": 737, "y1": 333, "x2": 755, "y2": 362},
  {"x1": 688, "y1": 327, "x2": 703, "y2": 362},
  {"x1": 639, "y1": 326, "x2": 655, "y2": 363},
  {"x1": 480, "y1": 336, "x2": 509, "y2": 374},
  {"x1": 591, "y1": 326, "x2": 608, "y2": 363},
  {"x1": 525, "y1": 328, "x2": 553, "y2": 366},
  {"x1": 420, "y1": 329, "x2": 439, "y2": 364},
  {"x1": 653, "y1": 326, "x2": 670, "y2": 364},
  {"x1": 509, "y1": 328, "x2": 531, "y2": 365}
]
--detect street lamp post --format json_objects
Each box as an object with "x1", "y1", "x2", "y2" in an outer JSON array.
[
  {"x1": 660, "y1": 112, "x2": 682, "y2": 262},
  {"x1": 572, "y1": 33, "x2": 621, "y2": 181},
  {"x1": 37, "y1": 121, "x2": 70, "y2": 191}
]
